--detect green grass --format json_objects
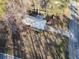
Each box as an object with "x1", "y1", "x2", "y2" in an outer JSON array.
[{"x1": 0, "y1": 0, "x2": 6, "y2": 16}]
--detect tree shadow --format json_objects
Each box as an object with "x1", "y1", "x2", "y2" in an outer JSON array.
[
  {"x1": 0, "y1": 20, "x2": 69, "y2": 59},
  {"x1": 10, "y1": 21, "x2": 27, "y2": 59},
  {"x1": 22, "y1": 28, "x2": 69, "y2": 59},
  {"x1": 0, "y1": 21, "x2": 10, "y2": 58}
]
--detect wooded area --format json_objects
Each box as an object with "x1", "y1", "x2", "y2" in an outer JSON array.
[{"x1": 0, "y1": 0, "x2": 79, "y2": 59}]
